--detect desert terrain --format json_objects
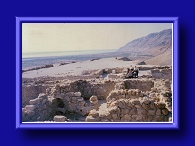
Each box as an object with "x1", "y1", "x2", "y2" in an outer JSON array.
[{"x1": 22, "y1": 29, "x2": 173, "y2": 123}]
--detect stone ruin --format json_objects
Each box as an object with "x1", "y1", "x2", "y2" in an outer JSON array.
[{"x1": 22, "y1": 66, "x2": 172, "y2": 122}]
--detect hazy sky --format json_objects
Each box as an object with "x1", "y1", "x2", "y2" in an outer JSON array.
[{"x1": 22, "y1": 23, "x2": 172, "y2": 53}]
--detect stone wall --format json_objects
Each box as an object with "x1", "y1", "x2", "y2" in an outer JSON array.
[
  {"x1": 22, "y1": 93, "x2": 57, "y2": 122},
  {"x1": 86, "y1": 77, "x2": 172, "y2": 122},
  {"x1": 22, "y1": 85, "x2": 49, "y2": 108},
  {"x1": 49, "y1": 79, "x2": 116, "y2": 100},
  {"x1": 86, "y1": 97, "x2": 171, "y2": 122},
  {"x1": 22, "y1": 90, "x2": 91, "y2": 122},
  {"x1": 123, "y1": 79, "x2": 154, "y2": 91}
]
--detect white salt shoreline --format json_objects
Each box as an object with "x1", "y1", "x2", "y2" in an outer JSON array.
[{"x1": 22, "y1": 57, "x2": 156, "y2": 78}]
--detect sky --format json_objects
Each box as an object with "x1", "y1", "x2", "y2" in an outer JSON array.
[{"x1": 22, "y1": 23, "x2": 172, "y2": 54}]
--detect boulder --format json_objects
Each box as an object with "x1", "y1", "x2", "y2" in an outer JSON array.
[
  {"x1": 77, "y1": 97, "x2": 84, "y2": 102},
  {"x1": 88, "y1": 109, "x2": 99, "y2": 117},
  {"x1": 156, "y1": 102, "x2": 166, "y2": 109},
  {"x1": 155, "y1": 115, "x2": 165, "y2": 122},
  {"x1": 112, "y1": 114, "x2": 118, "y2": 119},
  {"x1": 90, "y1": 95, "x2": 98, "y2": 102},
  {"x1": 156, "y1": 109, "x2": 162, "y2": 116},
  {"x1": 25, "y1": 110, "x2": 35, "y2": 116},
  {"x1": 124, "y1": 114, "x2": 131, "y2": 121},
  {"x1": 85, "y1": 116, "x2": 99, "y2": 122},
  {"x1": 74, "y1": 92, "x2": 81, "y2": 97},
  {"x1": 137, "y1": 61, "x2": 146, "y2": 65},
  {"x1": 29, "y1": 98, "x2": 41, "y2": 105},
  {"x1": 53, "y1": 116, "x2": 67, "y2": 122},
  {"x1": 79, "y1": 107, "x2": 90, "y2": 116},
  {"x1": 38, "y1": 93, "x2": 47, "y2": 99},
  {"x1": 148, "y1": 110, "x2": 155, "y2": 115},
  {"x1": 25, "y1": 105, "x2": 36, "y2": 111},
  {"x1": 71, "y1": 97, "x2": 78, "y2": 101},
  {"x1": 162, "y1": 108, "x2": 169, "y2": 115}
]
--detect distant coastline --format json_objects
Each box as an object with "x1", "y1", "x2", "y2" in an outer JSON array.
[
  {"x1": 22, "y1": 49, "x2": 117, "y2": 69},
  {"x1": 22, "y1": 49, "x2": 117, "y2": 59}
]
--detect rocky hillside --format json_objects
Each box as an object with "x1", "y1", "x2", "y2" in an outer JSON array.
[
  {"x1": 145, "y1": 49, "x2": 172, "y2": 66},
  {"x1": 117, "y1": 29, "x2": 172, "y2": 65},
  {"x1": 118, "y1": 29, "x2": 172, "y2": 52}
]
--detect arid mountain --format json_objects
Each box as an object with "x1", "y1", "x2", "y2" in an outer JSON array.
[{"x1": 117, "y1": 29, "x2": 172, "y2": 65}]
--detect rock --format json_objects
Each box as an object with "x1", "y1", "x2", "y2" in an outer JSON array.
[
  {"x1": 124, "y1": 114, "x2": 131, "y2": 121},
  {"x1": 25, "y1": 105, "x2": 36, "y2": 111},
  {"x1": 142, "y1": 103, "x2": 149, "y2": 110},
  {"x1": 124, "y1": 109, "x2": 129, "y2": 114},
  {"x1": 149, "y1": 101, "x2": 156, "y2": 109},
  {"x1": 148, "y1": 115, "x2": 154, "y2": 121},
  {"x1": 162, "y1": 108, "x2": 169, "y2": 115},
  {"x1": 53, "y1": 116, "x2": 67, "y2": 122},
  {"x1": 169, "y1": 117, "x2": 172, "y2": 122},
  {"x1": 131, "y1": 100, "x2": 140, "y2": 105},
  {"x1": 156, "y1": 109, "x2": 162, "y2": 116},
  {"x1": 71, "y1": 97, "x2": 78, "y2": 101},
  {"x1": 54, "y1": 84, "x2": 60, "y2": 90},
  {"x1": 90, "y1": 95, "x2": 99, "y2": 110},
  {"x1": 148, "y1": 110, "x2": 155, "y2": 115},
  {"x1": 137, "y1": 61, "x2": 146, "y2": 65},
  {"x1": 68, "y1": 104, "x2": 77, "y2": 112},
  {"x1": 79, "y1": 107, "x2": 90, "y2": 116},
  {"x1": 131, "y1": 115, "x2": 137, "y2": 119},
  {"x1": 29, "y1": 98, "x2": 41, "y2": 105},
  {"x1": 156, "y1": 102, "x2": 166, "y2": 109},
  {"x1": 74, "y1": 92, "x2": 81, "y2": 97},
  {"x1": 112, "y1": 114, "x2": 118, "y2": 119},
  {"x1": 89, "y1": 109, "x2": 99, "y2": 117},
  {"x1": 90, "y1": 95, "x2": 98, "y2": 102},
  {"x1": 85, "y1": 116, "x2": 99, "y2": 122},
  {"x1": 112, "y1": 70, "x2": 116, "y2": 74},
  {"x1": 129, "y1": 108, "x2": 137, "y2": 115},
  {"x1": 136, "y1": 115, "x2": 143, "y2": 121},
  {"x1": 46, "y1": 88, "x2": 51, "y2": 94},
  {"x1": 38, "y1": 93, "x2": 47, "y2": 99},
  {"x1": 64, "y1": 96, "x2": 70, "y2": 102},
  {"x1": 142, "y1": 115, "x2": 148, "y2": 121},
  {"x1": 25, "y1": 110, "x2": 35, "y2": 116},
  {"x1": 137, "y1": 109, "x2": 143, "y2": 115},
  {"x1": 77, "y1": 97, "x2": 84, "y2": 101},
  {"x1": 155, "y1": 115, "x2": 165, "y2": 122},
  {"x1": 164, "y1": 80, "x2": 171, "y2": 88},
  {"x1": 135, "y1": 104, "x2": 142, "y2": 109}
]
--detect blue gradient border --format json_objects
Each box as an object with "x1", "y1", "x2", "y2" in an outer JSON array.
[{"x1": 16, "y1": 17, "x2": 179, "y2": 129}]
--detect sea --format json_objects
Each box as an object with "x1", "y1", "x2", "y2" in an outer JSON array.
[{"x1": 22, "y1": 49, "x2": 117, "y2": 70}]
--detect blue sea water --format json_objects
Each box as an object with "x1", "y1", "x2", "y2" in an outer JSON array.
[{"x1": 22, "y1": 49, "x2": 117, "y2": 69}]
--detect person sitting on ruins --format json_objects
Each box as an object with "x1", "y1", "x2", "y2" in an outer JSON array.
[
  {"x1": 133, "y1": 66, "x2": 139, "y2": 77},
  {"x1": 126, "y1": 65, "x2": 133, "y2": 78}
]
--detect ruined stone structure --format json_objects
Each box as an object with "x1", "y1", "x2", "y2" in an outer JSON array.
[{"x1": 22, "y1": 66, "x2": 172, "y2": 122}]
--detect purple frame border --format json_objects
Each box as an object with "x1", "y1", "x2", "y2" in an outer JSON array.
[{"x1": 16, "y1": 17, "x2": 179, "y2": 129}]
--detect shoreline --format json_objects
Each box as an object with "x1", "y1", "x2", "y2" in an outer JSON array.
[{"x1": 22, "y1": 57, "x2": 159, "y2": 78}]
